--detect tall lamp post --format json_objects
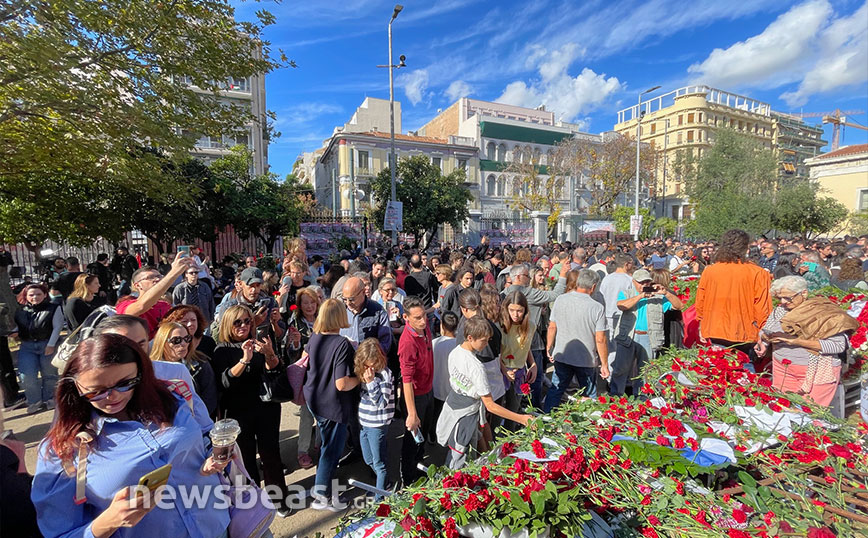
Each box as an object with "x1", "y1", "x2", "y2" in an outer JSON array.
[
  {"x1": 385, "y1": 5, "x2": 404, "y2": 245},
  {"x1": 634, "y1": 85, "x2": 661, "y2": 239}
]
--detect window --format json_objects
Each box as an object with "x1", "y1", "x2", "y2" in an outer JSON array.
[
  {"x1": 859, "y1": 190, "x2": 868, "y2": 210},
  {"x1": 678, "y1": 115, "x2": 683, "y2": 126},
  {"x1": 486, "y1": 175, "x2": 496, "y2": 196},
  {"x1": 698, "y1": 112, "x2": 703, "y2": 123},
  {"x1": 458, "y1": 158, "x2": 467, "y2": 172},
  {"x1": 496, "y1": 177, "x2": 506, "y2": 197},
  {"x1": 687, "y1": 131, "x2": 694, "y2": 142},
  {"x1": 486, "y1": 142, "x2": 496, "y2": 160},
  {"x1": 497, "y1": 143, "x2": 506, "y2": 162},
  {"x1": 677, "y1": 132, "x2": 683, "y2": 144},
  {"x1": 358, "y1": 150, "x2": 369, "y2": 169},
  {"x1": 514, "y1": 145, "x2": 523, "y2": 162},
  {"x1": 432, "y1": 156, "x2": 442, "y2": 169},
  {"x1": 687, "y1": 113, "x2": 694, "y2": 123},
  {"x1": 650, "y1": 123, "x2": 657, "y2": 134}
]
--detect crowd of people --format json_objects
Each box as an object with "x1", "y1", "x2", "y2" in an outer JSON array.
[{"x1": 1, "y1": 229, "x2": 868, "y2": 537}]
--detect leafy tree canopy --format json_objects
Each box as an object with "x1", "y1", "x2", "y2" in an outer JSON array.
[{"x1": 370, "y1": 155, "x2": 473, "y2": 248}]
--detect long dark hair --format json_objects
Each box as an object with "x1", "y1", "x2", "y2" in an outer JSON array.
[
  {"x1": 45, "y1": 334, "x2": 177, "y2": 466},
  {"x1": 479, "y1": 284, "x2": 500, "y2": 322},
  {"x1": 501, "y1": 290, "x2": 530, "y2": 342}
]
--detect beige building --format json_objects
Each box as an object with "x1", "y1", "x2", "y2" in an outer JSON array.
[
  {"x1": 615, "y1": 85, "x2": 775, "y2": 221},
  {"x1": 806, "y1": 144, "x2": 868, "y2": 233},
  {"x1": 179, "y1": 72, "x2": 269, "y2": 176}
]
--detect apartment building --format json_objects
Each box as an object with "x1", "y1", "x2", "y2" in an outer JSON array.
[{"x1": 806, "y1": 144, "x2": 868, "y2": 234}]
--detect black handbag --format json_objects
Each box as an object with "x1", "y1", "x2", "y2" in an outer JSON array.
[{"x1": 260, "y1": 361, "x2": 294, "y2": 403}]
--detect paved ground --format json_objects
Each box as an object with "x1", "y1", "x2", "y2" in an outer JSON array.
[{"x1": 3, "y1": 373, "x2": 446, "y2": 538}]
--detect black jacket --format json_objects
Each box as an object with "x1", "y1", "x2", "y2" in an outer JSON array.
[{"x1": 14, "y1": 301, "x2": 59, "y2": 342}]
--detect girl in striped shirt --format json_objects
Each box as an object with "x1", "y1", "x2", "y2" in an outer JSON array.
[{"x1": 355, "y1": 338, "x2": 395, "y2": 497}]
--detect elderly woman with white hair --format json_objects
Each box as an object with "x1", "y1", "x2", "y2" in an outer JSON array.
[{"x1": 755, "y1": 275, "x2": 858, "y2": 406}]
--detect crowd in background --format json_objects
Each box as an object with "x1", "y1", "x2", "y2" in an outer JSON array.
[{"x1": 1, "y1": 229, "x2": 868, "y2": 536}]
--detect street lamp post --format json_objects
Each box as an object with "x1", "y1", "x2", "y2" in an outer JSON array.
[
  {"x1": 387, "y1": 5, "x2": 403, "y2": 246},
  {"x1": 634, "y1": 85, "x2": 661, "y2": 239}
]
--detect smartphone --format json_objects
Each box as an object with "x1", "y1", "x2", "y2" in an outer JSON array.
[
  {"x1": 177, "y1": 245, "x2": 190, "y2": 258},
  {"x1": 282, "y1": 276, "x2": 292, "y2": 286},
  {"x1": 642, "y1": 284, "x2": 656, "y2": 294},
  {"x1": 256, "y1": 326, "x2": 269, "y2": 341},
  {"x1": 138, "y1": 463, "x2": 172, "y2": 492},
  {"x1": 801, "y1": 262, "x2": 817, "y2": 272}
]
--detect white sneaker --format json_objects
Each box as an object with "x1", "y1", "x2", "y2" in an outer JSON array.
[{"x1": 310, "y1": 495, "x2": 345, "y2": 512}]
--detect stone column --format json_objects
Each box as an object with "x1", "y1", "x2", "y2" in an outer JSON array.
[
  {"x1": 531, "y1": 211, "x2": 549, "y2": 246},
  {"x1": 466, "y1": 209, "x2": 483, "y2": 245}
]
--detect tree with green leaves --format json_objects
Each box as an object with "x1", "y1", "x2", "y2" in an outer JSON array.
[
  {"x1": 612, "y1": 206, "x2": 654, "y2": 238},
  {"x1": 683, "y1": 128, "x2": 778, "y2": 238},
  {"x1": 0, "y1": 0, "x2": 285, "y2": 246},
  {"x1": 772, "y1": 182, "x2": 849, "y2": 238},
  {"x1": 849, "y1": 210, "x2": 868, "y2": 236},
  {"x1": 212, "y1": 147, "x2": 306, "y2": 253},
  {"x1": 369, "y1": 155, "x2": 473, "y2": 248}
]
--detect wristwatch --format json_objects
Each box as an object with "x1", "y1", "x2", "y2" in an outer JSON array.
[{"x1": 239, "y1": 359, "x2": 252, "y2": 366}]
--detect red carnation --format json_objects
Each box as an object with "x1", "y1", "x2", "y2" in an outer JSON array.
[
  {"x1": 829, "y1": 444, "x2": 853, "y2": 459},
  {"x1": 289, "y1": 304, "x2": 298, "y2": 311},
  {"x1": 531, "y1": 440, "x2": 547, "y2": 458},
  {"x1": 781, "y1": 359, "x2": 792, "y2": 366},
  {"x1": 655, "y1": 435, "x2": 670, "y2": 447},
  {"x1": 376, "y1": 503, "x2": 391, "y2": 517},
  {"x1": 732, "y1": 508, "x2": 747, "y2": 523},
  {"x1": 500, "y1": 442, "x2": 516, "y2": 457},
  {"x1": 806, "y1": 527, "x2": 836, "y2": 538},
  {"x1": 647, "y1": 515, "x2": 660, "y2": 526},
  {"x1": 520, "y1": 383, "x2": 531, "y2": 395}
]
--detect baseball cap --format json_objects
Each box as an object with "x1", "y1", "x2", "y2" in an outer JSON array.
[
  {"x1": 632, "y1": 269, "x2": 653, "y2": 283},
  {"x1": 240, "y1": 267, "x2": 264, "y2": 285}
]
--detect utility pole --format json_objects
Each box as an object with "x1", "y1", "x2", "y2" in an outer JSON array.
[
  {"x1": 662, "y1": 119, "x2": 669, "y2": 219},
  {"x1": 634, "y1": 85, "x2": 661, "y2": 240},
  {"x1": 349, "y1": 147, "x2": 356, "y2": 220}
]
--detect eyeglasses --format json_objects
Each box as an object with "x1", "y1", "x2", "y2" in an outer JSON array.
[
  {"x1": 233, "y1": 318, "x2": 253, "y2": 327},
  {"x1": 381, "y1": 287, "x2": 396, "y2": 293},
  {"x1": 779, "y1": 294, "x2": 802, "y2": 303},
  {"x1": 77, "y1": 374, "x2": 142, "y2": 402},
  {"x1": 168, "y1": 335, "x2": 193, "y2": 346},
  {"x1": 134, "y1": 274, "x2": 161, "y2": 284}
]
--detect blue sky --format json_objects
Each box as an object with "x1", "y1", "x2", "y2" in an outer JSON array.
[{"x1": 232, "y1": 0, "x2": 868, "y2": 178}]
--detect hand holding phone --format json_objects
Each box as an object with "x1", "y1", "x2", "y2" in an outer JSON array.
[
  {"x1": 138, "y1": 463, "x2": 172, "y2": 493},
  {"x1": 177, "y1": 245, "x2": 191, "y2": 258}
]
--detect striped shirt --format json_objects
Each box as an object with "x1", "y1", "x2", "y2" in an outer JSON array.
[{"x1": 359, "y1": 367, "x2": 395, "y2": 428}]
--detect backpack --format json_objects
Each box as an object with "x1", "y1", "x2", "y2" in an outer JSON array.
[{"x1": 52, "y1": 305, "x2": 116, "y2": 374}]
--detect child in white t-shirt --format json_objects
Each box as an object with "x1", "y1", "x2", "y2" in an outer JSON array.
[
  {"x1": 435, "y1": 316, "x2": 532, "y2": 469},
  {"x1": 431, "y1": 311, "x2": 459, "y2": 434}
]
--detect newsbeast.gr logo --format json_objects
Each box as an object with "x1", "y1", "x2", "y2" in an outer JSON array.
[{"x1": 130, "y1": 478, "x2": 378, "y2": 511}]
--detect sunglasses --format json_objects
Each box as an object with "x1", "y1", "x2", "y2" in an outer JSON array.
[
  {"x1": 233, "y1": 318, "x2": 253, "y2": 327},
  {"x1": 168, "y1": 335, "x2": 193, "y2": 346},
  {"x1": 77, "y1": 374, "x2": 142, "y2": 402}
]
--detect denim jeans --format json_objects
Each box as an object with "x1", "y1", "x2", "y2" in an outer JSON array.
[
  {"x1": 401, "y1": 391, "x2": 433, "y2": 485},
  {"x1": 543, "y1": 362, "x2": 598, "y2": 413},
  {"x1": 310, "y1": 408, "x2": 348, "y2": 499},
  {"x1": 297, "y1": 404, "x2": 317, "y2": 455},
  {"x1": 529, "y1": 349, "x2": 546, "y2": 409},
  {"x1": 610, "y1": 334, "x2": 652, "y2": 396},
  {"x1": 359, "y1": 425, "x2": 389, "y2": 496},
  {"x1": 17, "y1": 340, "x2": 57, "y2": 405}
]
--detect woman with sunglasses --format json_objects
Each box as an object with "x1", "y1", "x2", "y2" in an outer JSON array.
[
  {"x1": 211, "y1": 304, "x2": 291, "y2": 517},
  {"x1": 152, "y1": 321, "x2": 219, "y2": 418},
  {"x1": 31, "y1": 333, "x2": 231, "y2": 538}
]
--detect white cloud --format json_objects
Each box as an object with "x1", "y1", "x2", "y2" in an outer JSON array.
[
  {"x1": 444, "y1": 80, "x2": 473, "y2": 101},
  {"x1": 781, "y1": 2, "x2": 868, "y2": 106},
  {"x1": 687, "y1": 0, "x2": 832, "y2": 88},
  {"x1": 686, "y1": 0, "x2": 868, "y2": 106},
  {"x1": 397, "y1": 69, "x2": 429, "y2": 106},
  {"x1": 495, "y1": 44, "x2": 622, "y2": 123}
]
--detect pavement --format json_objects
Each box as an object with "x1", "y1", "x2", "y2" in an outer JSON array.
[{"x1": 2, "y1": 376, "x2": 446, "y2": 538}]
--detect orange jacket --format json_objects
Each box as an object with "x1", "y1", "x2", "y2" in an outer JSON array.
[{"x1": 694, "y1": 262, "x2": 771, "y2": 343}]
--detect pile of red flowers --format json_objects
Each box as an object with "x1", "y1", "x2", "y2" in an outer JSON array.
[{"x1": 341, "y1": 348, "x2": 867, "y2": 538}]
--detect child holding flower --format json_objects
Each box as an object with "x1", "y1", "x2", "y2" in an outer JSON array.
[{"x1": 436, "y1": 316, "x2": 533, "y2": 470}]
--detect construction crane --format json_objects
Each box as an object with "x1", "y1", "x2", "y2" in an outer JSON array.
[{"x1": 791, "y1": 109, "x2": 867, "y2": 151}]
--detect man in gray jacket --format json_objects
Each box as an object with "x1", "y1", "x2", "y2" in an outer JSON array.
[
  {"x1": 172, "y1": 266, "x2": 216, "y2": 323},
  {"x1": 502, "y1": 261, "x2": 569, "y2": 407}
]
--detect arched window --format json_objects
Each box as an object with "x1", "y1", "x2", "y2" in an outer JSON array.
[
  {"x1": 486, "y1": 174, "x2": 496, "y2": 196},
  {"x1": 546, "y1": 149, "x2": 553, "y2": 165},
  {"x1": 533, "y1": 147, "x2": 541, "y2": 163},
  {"x1": 486, "y1": 142, "x2": 496, "y2": 160},
  {"x1": 496, "y1": 176, "x2": 506, "y2": 197},
  {"x1": 497, "y1": 143, "x2": 506, "y2": 162},
  {"x1": 525, "y1": 146, "x2": 533, "y2": 164},
  {"x1": 514, "y1": 145, "x2": 523, "y2": 163}
]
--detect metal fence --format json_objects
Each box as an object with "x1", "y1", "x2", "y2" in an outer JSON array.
[{"x1": 4, "y1": 226, "x2": 280, "y2": 285}]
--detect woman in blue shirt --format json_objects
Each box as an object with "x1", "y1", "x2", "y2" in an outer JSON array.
[{"x1": 31, "y1": 333, "x2": 231, "y2": 538}]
